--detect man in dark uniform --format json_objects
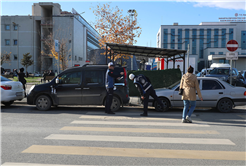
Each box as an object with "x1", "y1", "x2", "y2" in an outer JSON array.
[
  {"x1": 129, "y1": 73, "x2": 164, "y2": 116},
  {"x1": 105, "y1": 62, "x2": 124, "y2": 114}
]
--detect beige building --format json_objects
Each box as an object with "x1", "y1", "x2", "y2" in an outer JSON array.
[{"x1": 1, "y1": 2, "x2": 100, "y2": 73}]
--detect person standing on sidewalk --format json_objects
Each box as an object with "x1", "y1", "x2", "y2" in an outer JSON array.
[
  {"x1": 105, "y1": 62, "x2": 124, "y2": 114},
  {"x1": 129, "y1": 73, "x2": 164, "y2": 116},
  {"x1": 180, "y1": 65, "x2": 203, "y2": 123},
  {"x1": 14, "y1": 68, "x2": 27, "y2": 97}
]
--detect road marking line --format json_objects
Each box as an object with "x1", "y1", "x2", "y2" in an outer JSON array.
[
  {"x1": 79, "y1": 115, "x2": 201, "y2": 121},
  {"x1": 22, "y1": 145, "x2": 246, "y2": 160},
  {"x1": 85, "y1": 112, "x2": 197, "y2": 117},
  {"x1": 71, "y1": 120, "x2": 210, "y2": 127},
  {"x1": 1, "y1": 163, "x2": 87, "y2": 166},
  {"x1": 60, "y1": 126, "x2": 219, "y2": 134},
  {"x1": 237, "y1": 115, "x2": 246, "y2": 119},
  {"x1": 45, "y1": 134, "x2": 234, "y2": 145}
]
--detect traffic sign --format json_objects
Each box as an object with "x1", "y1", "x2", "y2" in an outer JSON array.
[
  {"x1": 226, "y1": 52, "x2": 238, "y2": 60},
  {"x1": 226, "y1": 40, "x2": 238, "y2": 52}
]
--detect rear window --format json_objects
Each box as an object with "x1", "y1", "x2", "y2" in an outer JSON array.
[
  {"x1": 114, "y1": 67, "x2": 126, "y2": 83},
  {"x1": 210, "y1": 68, "x2": 229, "y2": 75},
  {"x1": 1, "y1": 76, "x2": 12, "y2": 82}
]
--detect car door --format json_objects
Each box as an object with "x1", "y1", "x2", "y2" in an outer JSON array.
[
  {"x1": 200, "y1": 79, "x2": 225, "y2": 107},
  {"x1": 82, "y1": 70, "x2": 106, "y2": 105},
  {"x1": 172, "y1": 80, "x2": 201, "y2": 107},
  {"x1": 54, "y1": 71, "x2": 82, "y2": 105}
]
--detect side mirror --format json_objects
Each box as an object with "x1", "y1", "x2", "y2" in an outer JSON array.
[{"x1": 55, "y1": 77, "x2": 59, "y2": 84}]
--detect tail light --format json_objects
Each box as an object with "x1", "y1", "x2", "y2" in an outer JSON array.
[
  {"x1": 1, "y1": 85, "x2": 12, "y2": 90},
  {"x1": 123, "y1": 67, "x2": 127, "y2": 86},
  {"x1": 244, "y1": 91, "x2": 246, "y2": 96}
]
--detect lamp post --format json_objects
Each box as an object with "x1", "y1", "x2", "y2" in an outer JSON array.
[{"x1": 128, "y1": 9, "x2": 135, "y2": 70}]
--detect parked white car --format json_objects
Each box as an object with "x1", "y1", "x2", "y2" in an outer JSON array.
[
  {"x1": 1, "y1": 76, "x2": 25, "y2": 106},
  {"x1": 151, "y1": 77, "x2": 246, "y2": 113}
]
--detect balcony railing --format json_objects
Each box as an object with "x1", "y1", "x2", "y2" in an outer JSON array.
[{"x1": 41, "y1": 17, "x2": 53, "y2": 25}]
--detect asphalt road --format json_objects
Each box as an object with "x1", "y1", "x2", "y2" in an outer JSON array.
[{"x1": 1, "y1": 104, "x2": 246, "y2": 166}]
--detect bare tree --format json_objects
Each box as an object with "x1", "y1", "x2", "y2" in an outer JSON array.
[{"x1": 1, "y1": 51, "x2": 11, "y2": 65}]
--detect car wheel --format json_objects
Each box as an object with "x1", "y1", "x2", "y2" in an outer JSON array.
[
  {"x1": 111, "y1": 96, "x2": 121, "y2": 112},
  {"x1": 217, "y1": 98, "x2": 233, "y2": 113},
  {"x1": 154, "y1": 98, "x2": 169, "y2": 112},
  {"x1": 36, "y1": 95, "x2": 52, "y2": 111},
  {"x1": 2, "y1": 100, "x2": 14, "y2": 107}
]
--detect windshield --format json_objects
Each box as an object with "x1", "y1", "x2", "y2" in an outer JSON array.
[
  {"x1": 210, "y1": 68, "x2": 229, "y2": 75},
  {"x1": 222, "y1": 80, "x2": 235, "y2": 88},
  {"x1": 167, "y1": 81, "x2": 180, "y2": 89},
  {"x1": 1, "y1": 76, "x2": 12, "y2": 82}
]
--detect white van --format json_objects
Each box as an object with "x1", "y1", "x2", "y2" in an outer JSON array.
[{"x1": 210, "y1": 63, "x2": 231, "y2": 69}]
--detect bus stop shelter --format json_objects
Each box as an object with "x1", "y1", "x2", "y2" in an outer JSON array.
[{"x1": 105, "y1": 43, "x2": 187, "y2": 74}]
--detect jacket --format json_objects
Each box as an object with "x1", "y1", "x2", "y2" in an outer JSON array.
[
  {"x1": 105, "y1": 69, "x2": 121, "y2": 89},
  {"x1": 180, "y1": 73, "x2": 202, "y2": 101},
  {"x1": 134, "y1": 74, "x2": 152, "y2": 96}
]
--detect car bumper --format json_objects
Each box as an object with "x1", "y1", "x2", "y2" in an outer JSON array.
[
  {"x1": 1, "y1": 90, "x2": 24, "y2": 102},
  {"x1": 233, "y1": 99, "x2": 246, "y2": 106}
]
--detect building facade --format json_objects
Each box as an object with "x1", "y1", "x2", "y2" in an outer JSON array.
[
  {"x1": 1, "y1": 2, "x2": 100, "y2": 73},
  {"x1": 157, "y1": 22, "x2": 246, "y2": 71}
]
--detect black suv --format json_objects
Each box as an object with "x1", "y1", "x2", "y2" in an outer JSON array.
[{"x1": 27, "y1": 65, "x2": 129, "y2": 111}]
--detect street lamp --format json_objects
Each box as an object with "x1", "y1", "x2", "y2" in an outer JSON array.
[{"x1": 127, "y1": 9, "x2": 135, "y2": 70}]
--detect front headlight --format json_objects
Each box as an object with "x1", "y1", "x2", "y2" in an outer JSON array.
[{"x1": 28, "y1": 85, "x2": 35, "y2": 95}]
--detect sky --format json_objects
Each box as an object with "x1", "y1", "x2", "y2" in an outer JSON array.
[{"x1": 1, "y1": 0, "x2": 245, "y2": 47}]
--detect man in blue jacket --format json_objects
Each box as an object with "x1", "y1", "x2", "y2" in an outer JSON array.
[
  {"x1": 129, "y1": 73, "x2": 164, "y2": 116},
  {"x1": 105, "y1": 62, "x2": 124, "y2": 114}
]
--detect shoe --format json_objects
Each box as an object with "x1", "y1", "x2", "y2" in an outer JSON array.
[
  {"x1": 107, "y1": 111, "x2": 115, "y2": 114},
  {"x1": 181, "y1": 119, "x2": 188, "y2": 123},
  {"x1": 140, "y1": 113, "x2": 148, "y2": 117},
  {"x1": 186, "y1": 116, "x2": 192, "y2": 123}
]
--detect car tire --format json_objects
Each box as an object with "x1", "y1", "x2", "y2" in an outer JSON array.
[
  {"x1": 36, "y1": 95, "x2": 52, "y2": 111},
  {"x1": 217, "y1": 98, "x2": 233, "y2": 113},
  {"x1": 104, "y1": 96, "x2": 121, "y2": 112},
  {"x1": 154, "y1": 97, "x2": 169, "y2": 112},
  {"x1": 2, "y1": 100, "x2": 14, "y2": 107}
]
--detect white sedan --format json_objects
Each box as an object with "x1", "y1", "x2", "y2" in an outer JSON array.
[
  {"x1": 1, "y1": 76, "x2": 25, "y2": 106},
  {"x1": 151, "y1": 77, "x2": 246, "y2": 113}
]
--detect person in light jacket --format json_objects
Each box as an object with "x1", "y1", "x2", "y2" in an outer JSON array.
[{"x1": 180, "y1": 66, "x2": 203, "y2": 123}]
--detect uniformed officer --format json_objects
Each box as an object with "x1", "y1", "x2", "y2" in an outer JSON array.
[
  {"x1": 105, "y1": 62, "x2": 124, "y2": 114},
  {"x1": 129, "y1": 73, "x2": 164, "y2": 116}
]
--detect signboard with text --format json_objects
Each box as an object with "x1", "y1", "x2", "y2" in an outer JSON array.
[{"x1": 226, "y1": 52, "x2": 238, "y2": 60}]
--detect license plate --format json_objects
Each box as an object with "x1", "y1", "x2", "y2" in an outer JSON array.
[{"x1": 16, "y1": 92, "x2": 23, "y2": 96}]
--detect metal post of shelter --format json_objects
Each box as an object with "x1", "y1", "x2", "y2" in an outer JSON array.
[
  {"x1": 110, "y1": 49, "x2": 112, "y2": 62},
  {"x1": 173, "y1": 56, "x2": 175, "y2": 69}
]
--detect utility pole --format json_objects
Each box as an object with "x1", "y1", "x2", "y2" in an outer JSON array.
[
  {"x1": 128, "y1": 9, "x2": 135, "y2": 70},
  {"x1": 187, "y1": 44, "x2": 190, "y2": 68}
]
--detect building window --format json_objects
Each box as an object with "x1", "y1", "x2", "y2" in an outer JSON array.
[
  {"x1": 13, "y1": 54, "x2": 18, "y2": 60},
  {"x1": 13, "y1": 25, "x2": 18, "y2": 30},
  {"x1": 171, "y1": 29, "x2": 175, "y2": 49},
  {"x1": 219, "y1": 52, "x2": 223, "y2": 55},
  {"x1": 221, "y1": 29, "x2": 226, "y2": 48},
  {"x1": 199, "y1": 29, "x2": 204, "y2": 58},
  {"x1": 75, "y1": 56, "x2": 77, "y2": 61},
  {"x1": 5, "y1": 25, "x2": 10, "y2": 30},
  {"x1": 163, "y1": 29, "x2": 168, "y2": 48},
  {"x1": 214, "y1": 29, "x2": 219, "y2": 48},
  {"x1": 229, "y1": 28, "x2": 233, "y2": 40},
  {"x1": 207, "y1": 29, "x2": 211, "y2": 48},
  {"x1": 210, "y1": 52, "x2": 215, "y2": 55},
  {"x1": 14, "y1": 40, "x2": 18, "y2": 45},
  {"x1": 192, "y1": 29, "x2": 197, "y2": 54},
  {"x1": 178, "y1": 29, "x2": 182, "y2": 50},
  {"x1": 5, "y1": 39, "x2": 10, "y2": 46},
  {"x1": 241, "y1": 31, "x2": 246, "y2": 50},
  {"x1": 185, "y1": 29, "x2": 189, "y2": 50}
]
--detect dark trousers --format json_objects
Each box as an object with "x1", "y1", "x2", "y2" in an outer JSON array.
[
  {"x1": 143, "y1": 87, "x2": 163, "y2": 114},
  {"x1": 105, "y1": 88, "x2": 114, "y2": 112}
]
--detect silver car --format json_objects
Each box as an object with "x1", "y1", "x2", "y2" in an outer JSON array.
[{"x1": 150, "y1": 77, "x2": 246, "y2": 113}]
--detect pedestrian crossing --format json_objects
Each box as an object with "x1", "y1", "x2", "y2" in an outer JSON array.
[{"x1": 2, "y1": 112, "x2": 246, "y2": 165}]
